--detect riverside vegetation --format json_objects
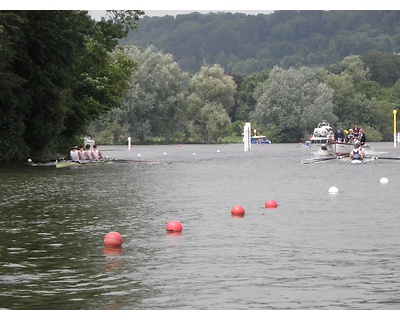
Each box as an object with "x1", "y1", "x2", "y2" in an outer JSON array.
[{"x1": 1, "y1": 10, "x2": 400, "y2": 161}]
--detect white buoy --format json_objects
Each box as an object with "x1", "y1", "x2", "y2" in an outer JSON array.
[
  {"x1": 137, "y1": 154, "x2": 141, "y2": 157},
  {"x1": 163, "y1": 152, "x2": 167, "y2": 155},
  {"x1": 193, "y1": 153, "x2": 196, "y2": 155},
  {"x1": 328, "y1": 186, "x2": 339, "y2": 194},
  {"x1": 217, "y1": 150, "x2": 220, "y2": 153},
  {"x1": 380, "y1": 177, "x2": 388, "y2": 184}
]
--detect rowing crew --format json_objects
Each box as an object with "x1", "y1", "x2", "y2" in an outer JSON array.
[
  {"x1": 349, "y1": 142, "x2": 365, "y2": 161},
  {"x1": 70, "y1": 144, "x2": 103, "y2": 162}
]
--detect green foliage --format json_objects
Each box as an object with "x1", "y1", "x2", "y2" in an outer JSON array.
[
  {"x1": 265, "y1": 124, "x2": 284, "y2": 143},
  {"x1": 360, "y1": 51, "x2": 400, "y2": 87},
  {"x1": 236, "y1": 70, "x2": 270, "y2": 121},
  {"x1": 3, "y1": 10, "x2": 400, "y2": 159},
  {"x1": 251, "y1": 66, "x2": 337, "y2": 142},
  {"x1": 0, "y1": 10, "x2": 143, "y2": 161},
  {"x1": 118, "y1": 45, "x2": 189, "y2": 144},
  {"x1": 122, "y1": 11, "x2": 400, "y2": 75},
  {"x1": 186, "y1": 64, "x2": 236, "y2": 143}
]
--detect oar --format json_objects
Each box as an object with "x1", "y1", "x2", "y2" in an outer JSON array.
[
  {"x1": 301, "y1": 155, "x2": 346, "y2": 164},
  {"x1": 368, "y1": 156, "x2": 400, "y2": 161}
]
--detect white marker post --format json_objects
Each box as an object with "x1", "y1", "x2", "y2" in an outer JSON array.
[
  {"x1": 244, "y1": 122, "x2": 251, "y2": 152},
  {"x1": 393, "y1": 110, "x2": 397, "y2": 148},
  {"x1": 128, "y1": 136, "x2": 132, "y2": 150}
]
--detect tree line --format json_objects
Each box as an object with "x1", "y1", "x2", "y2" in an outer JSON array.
[
  {"x1": 0, "y1": 10, "x2": 144, "y2": 161},
  {"x1": 1, "y1": 10, "x2": 400, "y2": 162},
  {"x1": 122, "y1": 10, "x2": 400, "y2": 75},
  {"x1": 88, "y1": 47, "x2": 400, "y2": 146}
]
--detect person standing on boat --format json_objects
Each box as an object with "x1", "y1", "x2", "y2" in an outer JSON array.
[
  {"x1": 350, "y1": 142, "x2": 365, "y2": 160},
  {"x1": 334, "y1": 126, "x2": 345, "y2": 142},
  {"x1": 346, "y1": 129, "x2": 355, "y2": 143},
  {"x1": 358, "y1": 129, "x2": 367, "y2": 145},
  {"x1": 353, "y1": 124, "x2": 360, "y2": 138},
  {"x1": 70, "y1": 146, "x2": 80, "y2": 162},
  {"x1": 92, "y1": 144, "x2": 103, "y2": 161}
]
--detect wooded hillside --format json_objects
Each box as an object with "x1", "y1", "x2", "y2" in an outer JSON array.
[{"x1": 122, "y1": 10, "x2": 400, "y2": 74}]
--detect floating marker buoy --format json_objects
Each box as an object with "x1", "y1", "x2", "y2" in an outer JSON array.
[
  {"x1": 265, "y1": 199, "x2": 278, "y2": 209},
  {"x1": 217, "y1": 150, "x2": 220, "y2": 153},
  {"x1": 104, "y1": 231, "x2": 123, "y2": 248},
  {"x1": 380, "y1": 177, "x2": 388, "y2": 184},
  {"x1": 166, "y1": 220, "x2": 182, "y2": 233},
  {"x1": 231, "y1": 205, "x2": 245, "y2": 216},
  {"x1": 164, "y1": 152, "x2": 167, "y2": 155},
  {"x1": 137, "y1": 154, "x2": 141, "y2": 157},
  {"x1": 193, "y1": 153, "x2": 196, "y2": 155},
  {"x1": 328, "y1": 186, "x2": 339, "y2": 194}
]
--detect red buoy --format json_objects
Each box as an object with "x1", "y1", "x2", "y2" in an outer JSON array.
[
  {"x1": 231, "y1": 205, "x2": 245, "y2": 216},
  {"x1": 104, "y1": 231, "x2": 123, "y2": 248},
  {"x1": 166, "y1": 220, "x2": 182, "y2": 232},
  {"x1": 265, "y1": 199, "x2": 278, "y2": 209}
]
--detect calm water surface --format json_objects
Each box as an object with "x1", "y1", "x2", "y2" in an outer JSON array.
[{"x1": 0, "y1": 143, "x2": 400, "y2": 310}]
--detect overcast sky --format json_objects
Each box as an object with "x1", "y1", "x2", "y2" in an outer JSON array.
[
  {"x1": 2, "y1": 0, "x2": 399, "y2": 10},
  {"x1": 89, "y1": 10, "x2": 275, "y2": 20}
]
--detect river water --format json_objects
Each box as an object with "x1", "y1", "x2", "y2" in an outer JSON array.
[{"x1": 0, "y1": 142, "x2": 400, "y2": 311}]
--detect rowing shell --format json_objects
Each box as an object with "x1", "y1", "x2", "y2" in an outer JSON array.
[
  {"x1": 350, "y1": 158, "x2": 378, "y2": 165},
  {"x1": 350, "y1": 159, "x2": 363, "y2": 165},
  {"x1": 55, "y1": 160, "x2": 112, "y2": 168}
]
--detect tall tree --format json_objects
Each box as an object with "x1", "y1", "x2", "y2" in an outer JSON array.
[
  {"x1": 252, "y1": 66, "x2": 337, "y2": 142},
  {"x1": 0, "y1": 12, "x2": 28, "y2": 160},
  {"x1": 186, "y1": 64, "x2": 236, "y2": 143},
  {"x1": 0, "y1": 10, "x2": 144, "y2": 161},
  {"x1": 117, "y1": 45, "x2": 188, "y2": 143},
  {"x1": 322, "y1": 55, "x2": 370, "y2": 127},
  {"x1": 236, "y1": 70, "x2": 270, "y2": 121}
]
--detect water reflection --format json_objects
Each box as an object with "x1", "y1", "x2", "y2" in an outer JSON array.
[{"x1": 1, "y1": 144, "x2": 400, "y2": 309}]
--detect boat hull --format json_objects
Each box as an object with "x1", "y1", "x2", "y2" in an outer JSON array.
[
  {"x1": 309, "y1": 121, "x2": 333, "y2": 145},
  {"x1": 321, "y1": 142, "x2": 370, "y2": 156},
  {"x1": 55, "y1": 160, "x2": 111, "y2": 168},
  {"x1": 310, "y1": 137, "x2": 330, "y2": 145},
  {"x1": 251, "y1": 136, "x2": 271, "y2": 144}
]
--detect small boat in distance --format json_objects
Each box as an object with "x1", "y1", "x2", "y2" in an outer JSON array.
[
  {"x1": 83, "y1": 136, "x2": 95, "y2": 148},
  {"x1": 309, "y1": 121, "x2": 333, "y2": 145},
  {"x1": 251, "y1": 135, "x2": 271, "y2": 144}
]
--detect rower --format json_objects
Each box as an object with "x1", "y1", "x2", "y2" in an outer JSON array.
[
  {"x1": 350, "y1": 142, "x2": 364, "y2": 160},
  {"x1": 358, "y1": 129, "x2": 367, "y2": 145},
  {"x1": 346, "y1": 129, "x2": 354, "y2": 143},
  {"x1": 84, "y1": 144, "x2": 94, "y2": 161},
  {"x1": 92, "y1": 144, "x2": 103, "y2": 160},
  {"x1": 78, "y1": 145, "x2": 86, "y2": 161},
  {"x1": 70, "y1": 146, "x2": 80, "y2": 162}
]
